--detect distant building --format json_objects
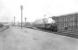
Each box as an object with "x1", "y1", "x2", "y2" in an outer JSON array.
[{"x1": 52, "y1": 13, "x2": 78, "y2": 32}]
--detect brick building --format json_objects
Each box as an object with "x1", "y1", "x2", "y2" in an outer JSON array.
[{"x1": 52, "y1": 13, "x2": 78, "y2": 32}]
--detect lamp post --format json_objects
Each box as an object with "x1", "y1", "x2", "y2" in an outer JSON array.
[{"x1": 20, "y1": 5, "x2": 23, "y2": 29}]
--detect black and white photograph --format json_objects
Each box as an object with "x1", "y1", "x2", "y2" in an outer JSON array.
[{"x1": 0, "y1": 0, "x2": 78, "y2": 50}]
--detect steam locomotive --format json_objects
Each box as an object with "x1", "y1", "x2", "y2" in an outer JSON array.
[{"x1": 33, "y1": 23, "x2": 58, "y2": 32}]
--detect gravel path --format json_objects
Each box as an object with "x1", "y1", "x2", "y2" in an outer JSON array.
[{"x1": 0, "y1": 26, "x2": 78, "y2": 50}]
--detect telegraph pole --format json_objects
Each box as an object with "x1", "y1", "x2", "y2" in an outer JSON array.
[
  {"x1": 25, "y1": 17, "x2": 26, "y2": 24},
  {"x1": 75, "y1": 16, "x2": 77, "y2": 29},
  {"x1": 43, "y1": 14, "x2": 46, "y2": 24},
  {"x1": 14, "y1": 16, "x2": 16, "y2": 25},
  {"x1": 20, "y1": 5, "x2": 23, "y2": 29},
  {"x1": 43, "y1": 14, "x2": 47, "y2": 28}
]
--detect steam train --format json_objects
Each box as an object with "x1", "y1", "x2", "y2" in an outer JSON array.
[{"x1": 33, "y1": 23, "x2": 58, "y2": 32}]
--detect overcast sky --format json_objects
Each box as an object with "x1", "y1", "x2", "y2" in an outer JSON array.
[{"x1": 0, "y1": 0, "x2": 78, "y2": 22}]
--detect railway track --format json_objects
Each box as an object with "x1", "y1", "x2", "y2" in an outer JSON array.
[{"x1": 26, "y1": 27, "x2": 78, "y2": 39}]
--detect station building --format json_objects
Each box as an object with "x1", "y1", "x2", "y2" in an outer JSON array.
[{"x1": 52, "y1": 13, "x2": 78, "y2": 32}]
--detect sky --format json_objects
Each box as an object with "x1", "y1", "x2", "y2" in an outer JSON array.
[{"x1": 0, "y1": 0, "x2": 78, "y2": 22}]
